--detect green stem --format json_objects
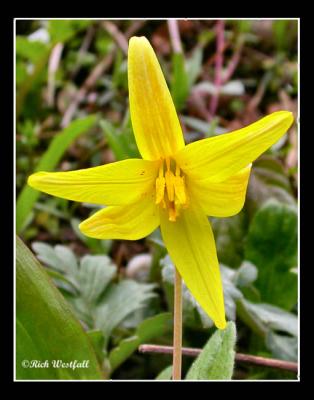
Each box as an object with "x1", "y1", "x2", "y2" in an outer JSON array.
[{"x1": 172, "y1": 267, "x2": 182, "y2": 380}]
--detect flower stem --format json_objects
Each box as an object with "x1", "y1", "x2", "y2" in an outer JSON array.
[{"x1": 172, "y1": 267, "x2": 182, "y2": 380}]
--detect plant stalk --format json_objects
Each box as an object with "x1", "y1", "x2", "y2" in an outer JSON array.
[{"x1": 172, "y1": 267, "x2": 183, "y2": 380}]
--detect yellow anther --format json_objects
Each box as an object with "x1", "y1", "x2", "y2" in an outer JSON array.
[
  {"x1": 165, "y1": 170, "x2": 175, "y2": 202},
  {"x1": 174, "y1": 176, "x2": 187, "y2": 205},
  {"x1": 155, "y1": 158, "x2": 189, "y2": 221},
  {"x1": 155, "y1": 176, "x2": 165, "y2": 204},
  {"x1": 156, "y1": 162, "x2": 166, "y2": 204}
]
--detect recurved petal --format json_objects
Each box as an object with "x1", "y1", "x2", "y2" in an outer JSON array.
[
  {"x1": 128, "y1": 36, "x2": 185, "y2": 160},
  {"x1": 79, "y1": 191, "x2": 159, "y2": 240},
  {"x1": 160, "y1": 203, "x2": 226, "y2": 329},
  {"x1": 175, "y1": 111, "x2": 293, "y2": 183},
  {"x1": 28, "y1": 159, "x2": 159, "y2": 206},
  {"x1": 189, "y1": 165, "x2": 252, "y2": 217}
]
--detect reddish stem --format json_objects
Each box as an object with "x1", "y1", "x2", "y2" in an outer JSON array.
[{"x1": 209, "y1": 20, "x2": 225, "y2": 118}]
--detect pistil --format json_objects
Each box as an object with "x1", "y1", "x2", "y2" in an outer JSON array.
[{"x1": 155, "y1": 159, "x2": 188, "y2": 221}]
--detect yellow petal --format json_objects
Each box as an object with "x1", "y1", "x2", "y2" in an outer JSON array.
[
  {"x1": 175, "y1": 111, "x2": 293, "y2": 183},
  {"x1": 28, "y1": 159, "x2": 159, "y2": 206},
  {"x1": 128, "y1": 36, "x2": 185, "y2": 160},
  {"x1": 160, "y1": 203, "x2": 226, "y2": 329},
  {"x1": 79, "y1": 191, "x2": 159, "y2": 240},
  {"x1": 189, "y1": 165, "x2": 252, "y2": 217}
]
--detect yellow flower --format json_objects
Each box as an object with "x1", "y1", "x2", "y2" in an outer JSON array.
[{"x1": 28, "y1": 36, "x2": 294, "y2": 330}]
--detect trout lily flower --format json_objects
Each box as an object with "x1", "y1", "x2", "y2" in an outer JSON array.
[{"x1": 28, "y1": 37, "x2": 293, "y2": 330}]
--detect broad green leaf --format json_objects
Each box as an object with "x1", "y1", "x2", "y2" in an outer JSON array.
[
  {"x1": 240, "y1": 300, "x2": 297, "y2": 337},
  {"x1": 78, "y1": 255, "x2": 116, "y2": 305},
  {"x1": 87, "y1": 330, "x2": 106, "y2": 365},
  {"x1": 16, "y1": 237, "x2": 103, "y2": 380},
  {"x1": 32, "y1": 242, "x2": 117, "y2": 320},
  {"x1": 33, "y1": 242, "x2": 79, "y2": 278},
  {"x1": 170, "y1": 53, "x2": 189, "y2": 111},
  {"x1": 246, "y1": 156, "x2": 296, "y2": 218},
  {"x1": 16, "y1": 115, "x2": 97, "y2": 233},
  {"x1": 156, "y1": 365, "x2": 173, "y2": 380},
  {"x1": 211, "y1": 211, "x2": 249, "y2": 268},
  {"x1": 31, "y1": 242, "x2": 156, "y2": 348},
  {"x1": 245, "y1": 199, "x2": 297, "y2": 309},
  {"x1": 94, "y1": 280, "x2": 157, "y2": 347},
  {"x1": 233, "y1": 261, "x2": 260, "y2": 302},
  {"x1": 237, "y1": 299, "x2": 298, "y2": 360},
  {"x1": 186, "y1": 322, "x2": 236, "y2": 380},
  {"x1": 233, "y1": 261, "x2": 258, "y2": 287},
  {"x1": 220, "y1": 265, "x2": 243, "y2": 320},
  {"x1": 109, "y1": 312, "x2": 172, "y2": 372},
  {"x1": 266, "y1": 331, "x2": 298, "y2": 362}
]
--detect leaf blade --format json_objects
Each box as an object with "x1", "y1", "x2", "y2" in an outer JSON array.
[
  {"x1": 186, "y1": 322, "x2": 236, "y2": 380},
  {"x1": 16, "y1": 236, "x2": 103, "y2": 380}
]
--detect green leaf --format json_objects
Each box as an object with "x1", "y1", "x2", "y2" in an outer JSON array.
[
  {"x1": 266, "y1": 332, "x2": 298, "y2": 362},
  {"x1": 31, "y1": 241, "x2": 157, "y2": 352},
  {"x1": 16, "y1": 37, "x2": 48, "y2": 63},
  {"x1": 186, "y1": 47, "x2": 203, "y2": 88},
  {"x1": 16, "y1": 44, "x2": 52, "y2": 117},
  {"x1": 48, "y1": 20, "x2": 91, "y2": 43},
  {"x1": 101, "y1": 119, "x2": 140, "y2": 160},
  {"x1": 233, "y1": 261, "x2": 258, "y2": 288},
  {"x1": 240, "y1": 300, "x2": 297, "y2": 337},
  {"x1": 94, "y1": 280, "x2": 157, "y2": 346},
  {"x1": 170, "y1": 53, "x2": 189, "y2": 111},
  {"x1": 109, "y1": 312, "x2": 172, "y2": 372},
  {"x1": 211, "y1": 211, "x2": 249, "y2": 268},
  {"x1": 78, "y1": 255, "x2": 116, "y2": 305},
  {"x1": 32, "y1": 242, "x2": 117, "y2": 320},
  {"x1": 156, "y1": 365, "x2": 173, "y2": 380},
  {"x1": 237, "y1": 299, "x2": 298, "y2": 360},
  {"x1": 186, "y1": 322, "x2": 236, "y2": 380},
  {"x1": 87, "y1": 330, "x2": 106, "y2": 365},
  {"x1": 16, "y1": 237, "x2": 103, "y2": 380},
  {"x1": 33, "y1": 242, "x2": 78, "y2": 276},
  {"x1": 245, "y1": 199, "x2": 297, "y2": 309},
  {"x1": 246, "y1": 156, "x2": 296, "y2": 218},
  {"x1": 16, "y1": 115, "x2": 97, "y2": 233}
]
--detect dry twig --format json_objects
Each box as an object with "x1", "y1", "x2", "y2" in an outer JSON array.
[{"x1": 138, "y1": 344, "x2": 298, "y2": 373}]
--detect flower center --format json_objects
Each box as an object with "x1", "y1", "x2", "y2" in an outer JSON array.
[{"x1": 155, "y1": 158, "x2": 189, "y2": 222}]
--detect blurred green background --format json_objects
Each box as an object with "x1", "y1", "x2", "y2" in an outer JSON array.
[{"x1": 16, "y1": 19, "x2": 298, "y2": 380}]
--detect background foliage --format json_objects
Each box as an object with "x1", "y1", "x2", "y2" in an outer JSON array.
[{"x1": 16, "y1": 19, "x2": 298, "y2": 380}]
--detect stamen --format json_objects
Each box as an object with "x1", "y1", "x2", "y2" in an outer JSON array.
[
  {"x1": 155, "y1": 163, "x2": 165, "y2": 204},
  {"x1": 174, "y1": 176, "x2": 187, "y2": 205},
  {"x1": 168, "y1": 202, "x2": 177, "y2": 222},
  {"x1": 155, "y1": 158, "x2": 188, "y2": 222},
  {"x1": 175, "y1": 163, "x2": 180, "y2": 176},
  {"x1": 165, "y1": 170, "x2": 175, "y2": 202}
]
